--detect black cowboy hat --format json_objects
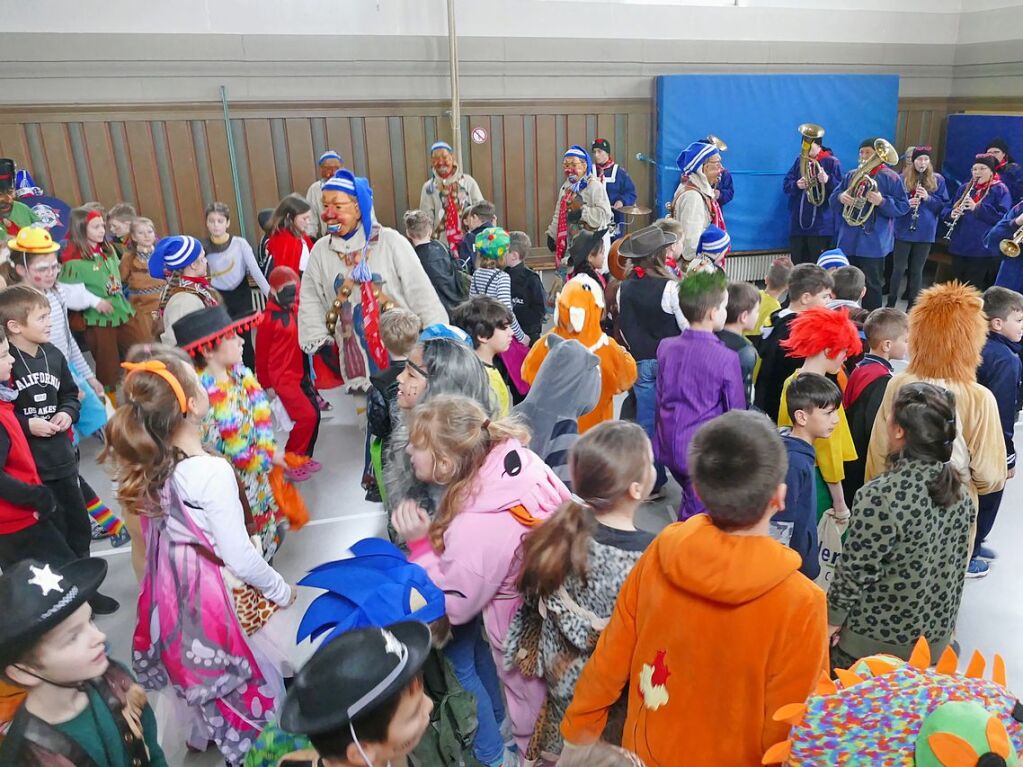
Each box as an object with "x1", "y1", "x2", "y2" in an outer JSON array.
[
  {"x1": 172, "y1": 304, "x2": 259, "y2": 356},
  {"x1": 0, "y1": 558, "x2": 107, "y2": 669},
  {"x1": 280, "y1": 621, "x2": 431, "y2": 736},
  {"x1": 569, "y1": 227, "x2": 609, "y2": 268},
  {"x1": 618, "y1": 224, "x2": 677, "y2": 260},
  {"x1": 0, "y1": 159, "x2": 15, "y2": 193}
]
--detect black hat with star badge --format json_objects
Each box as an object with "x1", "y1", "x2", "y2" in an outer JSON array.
[{"x1": 0, "y1": 558, "x2": 107, "y2": 670}]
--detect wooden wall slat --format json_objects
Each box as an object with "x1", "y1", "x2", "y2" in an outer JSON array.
[
  {"x1": 626, "y1": 111, "x2": 652, "y2": 212},
  {"x1": 165, "y1": 120, "x2": 204, "y2": 235},
  {"x1": 203, "y1": 120, "x2": 236, "y2": 212},
  {"x1": 566, "y1": 115, "x2": 587, "y2": 151},
  {"x1": 0, "y1": 125, "x2": 30, "y2": 177},
  {"x1": 285, "y1": 118, "x2": 315, "y2": 196},
  {"x1": 536, "y1": 115, "x2": 557, "y2": 244},
  {"x1": 123, "y1": 121, "x2": 166, "y2": 232},
  {"x1": 38, "y1": 123, "x2": 81, "y2": 204},
  {"x1": 243, "y1": 119, "x2": 280, "y2": 213},
  {"x1": 81, "y1": 123, "x2": 121, "y2": 207},
  {"x1": 468, "y1": 116, "x2": 493, "y2": 206},
  {"x1": 904, "y1": 111, "x2": 924, "y2": 150},
  {"x1": 364, "y1": 116, "x2": 396, "y2": 228},
  {"x1": 596, "y1": 114, "x2": 615, "y2": 147},
  {"x1": 324, "y1": 118, "x2": 355, "y2": 173},
  {"x1": 503, "y1": 115, "x2": 527, "y2": 234},
  {"x1": 402, "y1": 116, "x2": 427, "y2": 214}
]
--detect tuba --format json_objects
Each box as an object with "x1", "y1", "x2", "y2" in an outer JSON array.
[
  {"x1": 1000, "y1": 223, "x2": 1023, "y2": 258},
  {"x1": 798, "y1": 124, "x2": 827, "y2": 207},
  {"x1": 841, "y1": 138, "x2": 899, "y2": 227}
]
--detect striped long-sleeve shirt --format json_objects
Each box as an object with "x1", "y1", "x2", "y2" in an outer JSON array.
[
  {"x1": 469, "y1": 267, "x2": 527, "y2": 343},
  {"x1": 46, "y1": 284, "x2": 98, "y2": 384}
]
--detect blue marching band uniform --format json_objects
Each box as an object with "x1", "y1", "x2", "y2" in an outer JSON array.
[
  {"x1": 988, "y1": 200, "x2": 1023, "y2": 293},
  {"x1": 782, "y1": 148, "x2": 843, "y2": 264}
]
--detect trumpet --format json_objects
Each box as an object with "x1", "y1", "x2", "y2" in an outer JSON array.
[
  {"x1": 842, "y1": 138, "x2": 899, "y2": 227},
  {"x1": 798, "y1": 124, "x2": 827, "y2": 207},
  {"x1": 1000, "y1": 223, "x2": 1023, "y2": 258},
  {"x1": 909, "y1": 184, "x2": 924, "y2": 232},
  {"x1": 943, "y1": 178, "x2": 977, "y2": 240}
]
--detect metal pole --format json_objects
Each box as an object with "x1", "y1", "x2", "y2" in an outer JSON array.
[
  {"x1": 220, "y1": 85, "x2": 249, "y2": 239},
  {"x1": 446, "y1": 0, "x2": 462, "y2": 168}
]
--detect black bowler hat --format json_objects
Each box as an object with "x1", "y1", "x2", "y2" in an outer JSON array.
[
  {"x1": 569, "y1": 227, "x2": 609, "y2": 269},
  {"x1": 618, "y1": 224, "x2": 677, "y2": 260},
  {"x1": 0, "y1": 159, "x2": 15, "y2": 193},
  {"x1": 280, "y1": 621, "x2": 431, "y2": 736},
  {"x1": 0, "y1": 558, "x2": 107, "y2": 670},
  {"x1": 173, "y1": 304, "x2": 258, "y2": 356}
]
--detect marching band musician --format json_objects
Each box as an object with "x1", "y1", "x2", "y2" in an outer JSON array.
[
  {"x1": 782, "y1": 133, "x2": 842, "y2": 264},
  {"x1": 591, "y1": 138, "x2": 637, "y2": 239},
  {"x1": 419, "y1": 140, "x2": 484, "y2": 257},
  {"x1": 546, "y1": 145, "x2": 613, "y2": 270},
  {"x1": 986, "y1": 137, "x2": 1023, "y2": 205},
  {"x1": 671, "y1": 140, "x2": 727, "y2": 262},
  {"x1": 985, "y1": 198, "x2": 1023, "y2": 293},
  {"x1": 830, "y1": 138, "x2": 909, "y2": 310},
  {"x1": 888, "y1": 146, "x2": 949, "y2": 308},
  {"x1": 942, "y1": 153, "x2": 1011, "y2": 290}
]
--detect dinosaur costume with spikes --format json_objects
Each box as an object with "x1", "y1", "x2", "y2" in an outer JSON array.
[{"x1": 764, "y1": 637, "x2": 1023, "y2": 766}]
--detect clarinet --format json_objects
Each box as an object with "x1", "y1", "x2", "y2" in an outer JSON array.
[{"x1": 909, "y1": 185, "x2": 922, "y2": 232}]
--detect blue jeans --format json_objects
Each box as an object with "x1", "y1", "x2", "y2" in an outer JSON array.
[
  {"x1": 443, "y1": 617, "x2": 506, "y2": 765},
  {"x1": 633, "y1": 358, "x2": 668, "y2": 489}
]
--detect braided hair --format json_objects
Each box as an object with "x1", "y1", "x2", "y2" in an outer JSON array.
[{"x1": 888, "y1": 382, "x2": 963, "y2": 507}]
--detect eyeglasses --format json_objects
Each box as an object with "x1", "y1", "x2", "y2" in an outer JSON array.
[{"x1": 28, "y1": 263, "x2": 61, "y2": 275}]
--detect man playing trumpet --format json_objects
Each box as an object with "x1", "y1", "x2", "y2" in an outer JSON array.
[
  {"x1": 782, "y1": 128, "x2": 842, "y2": 264},
  {"x1": 943, "y1": 153, "x2": 1011, "y2": 290},
  {"x1": 830, "y1": 137, "x2": 909, "y2": 310},
  {"x1": 984, "y1": 195, "x2": 1023, "y2": 293}
]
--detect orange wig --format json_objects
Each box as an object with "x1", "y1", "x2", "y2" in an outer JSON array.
[{"x1": 781, "y1": 307, "x2": 862, "y2": 360}]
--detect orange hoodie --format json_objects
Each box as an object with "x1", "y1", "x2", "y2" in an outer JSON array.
[{"x1": 561, "y1": 515, "x2": 828, "y2": 766}]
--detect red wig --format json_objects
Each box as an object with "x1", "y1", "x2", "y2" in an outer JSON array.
[{"x1": 781, "y1": 307, "x2": 862, "y2": 360}]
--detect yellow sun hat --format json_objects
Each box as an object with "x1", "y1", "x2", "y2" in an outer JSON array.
[{"x1": 7, "y1": 226, "x2": 60, "y2": 255}]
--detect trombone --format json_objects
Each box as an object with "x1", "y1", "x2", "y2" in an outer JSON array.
[
  {"x1": 1000, "y1": 224, "x2": 1023, "y2": 258},
  {"x1": 842, "y1": 138, "x2": 899, "y2": 227},
  {"x1": 798, "y1": 124, "x2": 827, "y2": 207},
  {"x1": 943, "y1": 178, "x2": 977, "y2": 240}
]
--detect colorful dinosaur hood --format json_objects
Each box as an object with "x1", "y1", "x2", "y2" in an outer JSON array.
[
  {"x1": 907, "y1": 281, "x2": 987, "y2": 384},
  {"x1": 555, "y1": 274, "x2": 606, "y2": 347},
  {"x1": 763, "y1": 638, "x2": 1023, "y2": 766}
]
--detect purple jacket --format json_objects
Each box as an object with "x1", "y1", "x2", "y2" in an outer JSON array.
[{"x1": 654, "y1": 329, "x2": 746, "y2": 477}]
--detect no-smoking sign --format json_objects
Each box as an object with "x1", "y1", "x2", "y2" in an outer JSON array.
[{"x1": 471, "y1": 126, "x2": 488, "y2": 144}]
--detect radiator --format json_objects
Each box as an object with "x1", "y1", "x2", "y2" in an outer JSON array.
[{"x1": 723, "y1": 252, "x2": 789, "y2": 284}]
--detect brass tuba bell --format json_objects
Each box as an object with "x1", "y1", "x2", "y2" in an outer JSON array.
[
  {"x1": 842, "y1": 138, "x2": 899, "y2": 227},
  {"x1": 798, "y1": 123, "x2": 827, "y2": 207}
]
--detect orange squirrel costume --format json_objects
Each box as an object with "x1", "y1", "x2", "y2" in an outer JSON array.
[{"x1": 522, "y1": 274, "x2": 636, "y2": 432}]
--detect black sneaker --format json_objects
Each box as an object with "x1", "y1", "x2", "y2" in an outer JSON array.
[
  {"x1": 89, "y1": 593, "x2": 120, "y2": 615},
  {"x1": 365, "y1": 485, "x2": 383, "y2": 503}
]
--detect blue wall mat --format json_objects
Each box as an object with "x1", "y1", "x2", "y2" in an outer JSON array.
[
  {"x1": 943, "y1": 114, "x2": 1023, "y2": 190},
  {"x1": 654, "y1": 74, "x2": 900, "y2": 251}
]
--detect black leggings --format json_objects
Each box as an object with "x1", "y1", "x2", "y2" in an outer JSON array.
[
  {"x1": 951, "y1": 255, "x2": 1001, "y2": 291},
  {"x1": 888, "y1": 239, "x2": 932, "y2": 308}
]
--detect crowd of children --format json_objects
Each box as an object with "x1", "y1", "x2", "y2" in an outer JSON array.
[{"x1": 0, "y1": 145, "x2": 1019, "y2": 767}]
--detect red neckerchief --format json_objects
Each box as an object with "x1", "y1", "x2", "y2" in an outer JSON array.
[
  {"x1": 2, "y1": 219, "x2": 18, "y2": 236},
  {"x1": 634, "y1": 266, "x2": 646, "y2": 279},
  {"x1": 815, "y1": 149, "x2": 832, "y2": 161},
  {"x1": 971, "y1": 177, "x2": 999, "y2": 203},
  {"x1": 684, "y1": 180, "x2": 726, "y2": 231},
  {"x1": 596, "y1": 159, "x2": 615, "y2": 182},
  {"x1": 555, "y1": 188, "x2": 575, "y2": 268},
  {"x1": 182, "y1": 275, "x2": 211, "y2": 288},
  {"x1": 438, "y1": 173, "x2": 463, "y2": 255},
  {"x1": 996, "y1": 159, "x2": 1008, "y2": 172},
  {"x1": 868, "y1": 165, "x2": 884, "y2": 178}
]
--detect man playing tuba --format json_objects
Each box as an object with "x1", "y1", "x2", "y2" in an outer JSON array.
[{"x1": 782, "y1": 127, "x2": 842, "y2": 265}]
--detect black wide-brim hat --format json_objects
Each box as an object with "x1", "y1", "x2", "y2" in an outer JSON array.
[
  {"x1": 280, "y1": 621, "x2": 431, "y2": 736},
  {"x1": 172, "y1": 304, "x2": 259, "y2": 356},
  {"x1": 569, "y1": 227, "x2": 609, "y2": 268},
  {"x1": 618, "y1": 224, "x2": 677, "y2": 260},
  {"x1": 0, "y1": 158, "x2": 15, "y2": 193},
  {"x1": 0, "y1": 558, "x2": 107, "y2": 669}
]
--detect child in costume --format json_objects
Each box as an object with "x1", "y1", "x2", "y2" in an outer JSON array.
[
  {"x1": 0, "y1": 558, "x2": 168, "y2": 765},
  {"x1": 777, "y1": 307, "x2": 863, "y2": 519},
  {"x1": 255, "y1": 266, "x2": 322, "y2": 473},
  {"x1": 715, "y1": 280, "x2": 760, "y2": 407},
  {"x1": 265, "y1": 194, "x2": 316, "y2": 274},
  {"x1": 452, "y1": 295, "x2": 516, "y2": 417},
  {"x1": 59, "y1": 205, "x2": 142, "y2": 394},
  {"x1": 391, "y1": 394, "x2": 570, "y2": 757},
  {"x1": 842, "y1": 307, "x2": 909, "y2": 507},
  {"x1": 971, "y1": 286, "x2": 1023, "y2": 578},
  {"x1": 469, "y1": 227, "x2": 528, "y2": 344},
  {"x1": 561, "y1": 411, "x2": 828, "y2": 766},
  {"x1": 829, "y1": 383, "x2": 974, "y2": 670},
  {"x1": 513, "y1": 335, "x2": 601, "y2": 490},
  {"x1": 119, "y1": 216, "x2": 166, "y2": 342},
  {"x1": 523, "y1": 274, "x2": 637, "y2": 433},
  {"x1": 100, "y1": 348, "x2": 294, "y2": 766},
  {"x1": 506, "y1": 421, "x2": 657, "y2": 763},
  {"x1": 151, "y1": 234, "x2": 222, "y2": 345},
  {"x1": 655, "y1": 269, "x2": 745, "y2": 520},
  {"x1": 866, "y1": 281, "x2": 1007, "y2": 513},
  {"x1": 173, "y1": 305, "x2": 289, "y2": 559},
  {"x1": 105, "y1": 201, "x2": 136, "y2": 254}
]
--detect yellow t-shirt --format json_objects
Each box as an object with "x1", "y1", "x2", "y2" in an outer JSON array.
[
  {"x1": 748, "y1": 290, "x2": 782, "y2": 339},
  {"x1": 483, "y1": 362, "x2": 511, "y2": 417},
  {"x1": 778, "y1": 370, "x2": 857, "y2": 483}
]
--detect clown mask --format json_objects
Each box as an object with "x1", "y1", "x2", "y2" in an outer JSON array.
[
  {"x1": 702, "y1": 157, "x2": 723, "y2": 186},
  {"x1": 322, "y1": 190, "x2": 361, "y2": 237},
  {"x1": 319, "y1": 157, "x2": 342, "y2": 181},
  {"x1": 431, "y1": 148, "x2": 455, "y2": 179},
  {"x1": 564, "y1": 156, "x2": 587, "y2": 183}
]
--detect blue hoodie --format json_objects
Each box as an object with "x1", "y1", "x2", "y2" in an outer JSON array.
[
  {"x1": 773, "y1": 432, "x2": 820, "y2": 579},
  {"x1": 978, "y1": 330, "x2": 1022, "y2": 471}
]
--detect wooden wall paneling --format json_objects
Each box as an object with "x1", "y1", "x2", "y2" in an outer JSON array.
[
  {"x1": 503, "y1": 115, "x2": 527, "y2": 235},
  {"x1": 387, "y1": 117, "x2": 409, "y2": 218},
  {"x1": 38, "y1": 123, "x2": 81, "y2": 205},
  {"x1": 364, "y1": 116, "x2": 396, "y2": 228},
  {"x1": 566, "y1": 114, "x2": 587, "y2": 151},
  {"x1": 522, "y1": 115, "x2": 538, "y2": 242},
  {"x1": 164, "y1": 120, "x2": 205, "y2": 234},
  {"x1": 81, "y1": 122, "x2": 122, "y2": 206},
  {"x1": 627, "y1": 111, "x2": 652, "y2": 210},
  {"x1": 203, "y1": 120, "x2": 237, "y2": 217},
  {"x1": 0, "y1": 124, "x2": 28, "y2": 168},
  {"x1": 536, "y1": 115, "x2": 558, "y2": 242},
  {"x1": 402, "y1": 116, "x2": 427, "y2": 213},
  {"x1": 468, "y1": 115, "x2": 494, "y2": 206},
  {"x1": 243, "y1": 118, "x2": 280, "y2": 214},
  {"x1": 123, "y1": 121, "x2": 167, "y2": 233},
  {"x1": 285, "y1": 117, "x2": 315, "y2": 196},
  {"x1": 596, "y1": 114, "x2": 616, "y2": 147},
  {"x1": 904, "y1": 110, "x2": 924, "y2": 150},
  {"x1": 324, "y1": 118, "x2": 356, "y2": 175}
]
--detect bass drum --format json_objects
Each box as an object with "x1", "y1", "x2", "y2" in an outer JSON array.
[{"x1": 608, "y1": 234, "x2": 631, "y2": 283}]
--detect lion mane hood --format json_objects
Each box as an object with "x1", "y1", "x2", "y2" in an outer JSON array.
[{"x1": 907, "y1": 281, "x2": 987, "y2": 384}]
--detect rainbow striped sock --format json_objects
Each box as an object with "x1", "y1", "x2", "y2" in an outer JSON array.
[{"x1": 85, "y1": 495, "x2": 124, "y2": 536}]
